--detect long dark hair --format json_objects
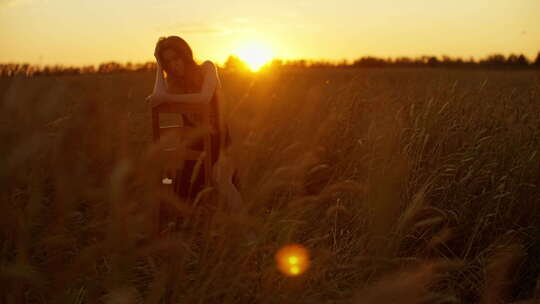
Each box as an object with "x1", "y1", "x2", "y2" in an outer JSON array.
[
  {"x1": 156, "y1": 36, "x2": 203, "y2": 93},
  {"x1": 155, "y1": 36, "x2": 232, "y2": 150}
]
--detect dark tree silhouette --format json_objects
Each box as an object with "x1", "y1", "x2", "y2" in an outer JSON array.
[
  {"x1": 506, "y1": 54, "x2": 529, "y2": 66},
  {"x1": 480, "y1": 54, "x2": 506, "y2": 66},
  {"x1": 223, "y1": 55, "x2": 249, "y2": 72},
  {"x1": 352, "y1": 56, "x2": 387, "y2": 68},
  {"x1": 427, "y1": 56, "x2": 439, "y2": 67},
  {"x1": 98, "y1": 62, "x2": 124, "y2": 74},
  {"x1": 534, "y1": 52, "x2": 540, "y2": 67}
]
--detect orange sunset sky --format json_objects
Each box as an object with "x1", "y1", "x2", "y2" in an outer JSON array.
[{"x1": 1, "y1": 0, "x2": 539, "y2": 66}]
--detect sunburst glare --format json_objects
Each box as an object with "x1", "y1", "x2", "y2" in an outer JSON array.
[{"x1": 233, "y1": 40, "x2": 273, "y2": 71}]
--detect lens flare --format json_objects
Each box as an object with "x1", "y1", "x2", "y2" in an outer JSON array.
[{"x1": 275, "y1": 244, "x2": 309, "y2": 276}]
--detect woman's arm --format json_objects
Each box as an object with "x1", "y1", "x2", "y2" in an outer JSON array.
[
  {"x1": 148, "y1": 61, "x2": 219, "y2": 106},
  {"x1": 152, "y1": 64, "x2": 168, "y2": 94},
  {"x1": 146, "y1": 60, "x2": 170, "y2": 105}
]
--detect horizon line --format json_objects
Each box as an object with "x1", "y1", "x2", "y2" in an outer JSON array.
[{"x1": 1, "y1": 51, "x2": 539, "y2": 68}]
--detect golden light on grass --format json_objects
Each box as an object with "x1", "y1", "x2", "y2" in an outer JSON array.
[
  {"x1": 275, "y1": 244, "x2": 310, "y2": 276},
  {"x1": 233, "y1": 40, "x2": 273, "y2": 72}
]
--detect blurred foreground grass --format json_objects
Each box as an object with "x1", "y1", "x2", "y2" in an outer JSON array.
[{"x1": 1, "y1": 68, "x2": 539, "y2": 303}]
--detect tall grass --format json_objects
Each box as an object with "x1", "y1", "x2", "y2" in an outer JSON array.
[{"x1": 1, "y1": 68, "x2": 539, "y2": 303}]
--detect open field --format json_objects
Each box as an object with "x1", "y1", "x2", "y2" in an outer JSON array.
[{"x1": 1, "y1": 68, "x2": 539, "y2": 303}]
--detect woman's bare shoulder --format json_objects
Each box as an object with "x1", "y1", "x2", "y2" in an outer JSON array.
[
  {"x1": 201, "y1": 60, "x2": 221, "y2": 88},
  {"x1": 201, "y1": 60, "x2": 217, "y2": 71}
]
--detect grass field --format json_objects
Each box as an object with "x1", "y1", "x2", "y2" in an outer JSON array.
[{"x1": 1, "y1": 68, "x2": 539, "y2": 303}]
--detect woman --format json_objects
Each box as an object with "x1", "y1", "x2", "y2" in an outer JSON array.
[{"x1": 146, "y1": 36, "x2": 242, "y2": 210}]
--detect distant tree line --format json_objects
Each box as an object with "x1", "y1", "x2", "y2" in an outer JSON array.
[
  {"x1": 268, "y1": 52, "x2": 540, "y2": 70},
  {"x1": 0, "y1": 61, "x2": 156, "y2": 77},
  {"x1": 2, "y1": 52, "x2": 540, "y2": 77}
]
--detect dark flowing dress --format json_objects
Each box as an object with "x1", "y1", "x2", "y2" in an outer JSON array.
[
  {"x1": 168, "y1": 75, "x2": 237, "y2": 200},
  {"x1": 167, "y1": 67, "x2": 239, "y2": 200}
]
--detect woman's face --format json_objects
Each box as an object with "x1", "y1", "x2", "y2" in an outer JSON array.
[{"x1": 162, "y1": 48, "x2": 185, "y2": 77}]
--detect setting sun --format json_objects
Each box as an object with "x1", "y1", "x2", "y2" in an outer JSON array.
[{"x1": 233, "y1": 40, "x2": 273, "y2": 71}]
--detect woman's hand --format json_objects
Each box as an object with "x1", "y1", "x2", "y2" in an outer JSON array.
[{"x1": 145, "y1": 91, "x2": 168, "y2": 107}]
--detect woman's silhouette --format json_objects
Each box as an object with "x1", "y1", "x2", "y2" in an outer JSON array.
[{"x1": 146, "y1": 36, "x2": 242, "y2": 210}]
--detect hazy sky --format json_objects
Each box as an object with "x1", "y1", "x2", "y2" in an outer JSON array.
[{"x1": 1, "y1": 0, "x2": 539, "y2": 66}]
